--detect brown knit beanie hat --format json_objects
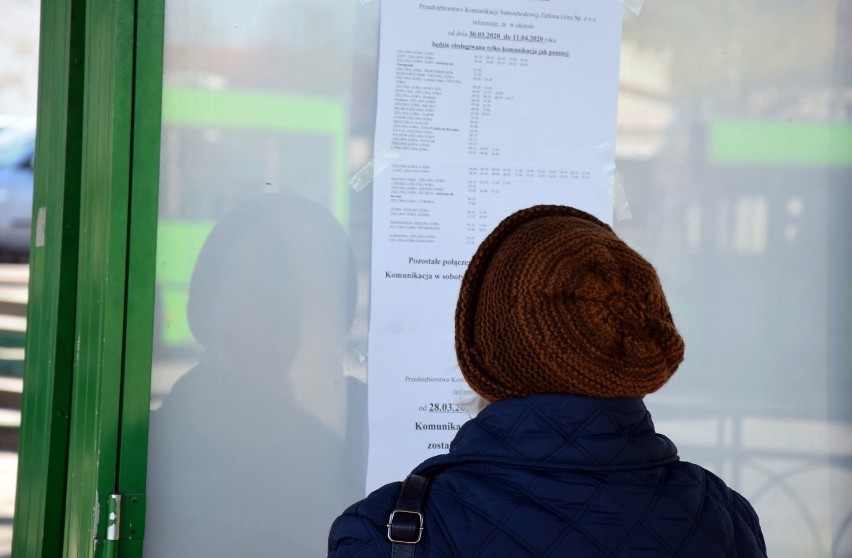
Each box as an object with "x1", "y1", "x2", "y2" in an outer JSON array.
[{"x1": 455, "y1": 205, "x2": 685, "y2": 401}]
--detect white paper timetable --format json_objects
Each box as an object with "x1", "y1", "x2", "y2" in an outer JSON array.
[{"x1": 367, "y1": 0, "x2": 623, "y2": 491}]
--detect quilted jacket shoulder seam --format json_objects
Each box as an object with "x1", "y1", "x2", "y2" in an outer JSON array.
[
  {"x1": 705, "y1": 472, "x2": 740, "y2": 557},
  {"x1": 610, "y1": 467, "x2": 677, "y2": 556},
  {"x1": 731, "y1": 490, "x2": 767, "y2": 556},
  {"x1": 671, "y1": 469, "x2": 713, "y2": 556}
]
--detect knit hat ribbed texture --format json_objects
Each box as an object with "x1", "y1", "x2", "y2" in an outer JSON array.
[{"x1": 455, "y1": 205, "x2": 685, "y2": 401}]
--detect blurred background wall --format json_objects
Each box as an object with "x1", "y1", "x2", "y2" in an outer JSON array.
[{"x1": 0, "y1": 0, "x2": 39, "y2": 118}]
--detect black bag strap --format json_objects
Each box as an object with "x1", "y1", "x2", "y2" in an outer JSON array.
[{"x1": 387, "y1": 474, "x2": 430, "y2": 558}]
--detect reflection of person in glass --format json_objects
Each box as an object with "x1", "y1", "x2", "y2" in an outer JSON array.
[
  {"x1": 329, "y1": 205, "x2": 767, "y2": 557},
  {"x1": 146, "y1": 193, "x2": 363, "y2": 557}
]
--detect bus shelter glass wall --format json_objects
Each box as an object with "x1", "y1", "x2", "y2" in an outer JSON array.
[
  {"x1": 144, "y1": 1, "x2": 852, "y2": 556},
  {"x1": 145, "y1": 2, "x2": 375, "y2": 556}
]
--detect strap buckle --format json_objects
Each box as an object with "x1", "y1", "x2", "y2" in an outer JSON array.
[{"x1": 387, "y1": 509, "x2": 424, "y2": 544}]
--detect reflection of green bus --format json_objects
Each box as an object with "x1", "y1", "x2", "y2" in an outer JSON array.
[
  {"x1": 710, "y1": 121, "x2": 852, "y2": 166},
  {"x1": 157, "y1": 86, "x2": 350, "y2": 347}
]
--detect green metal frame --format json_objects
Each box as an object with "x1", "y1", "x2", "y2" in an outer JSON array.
[
  {"x1": 116, "y1": 0, "x2": 165, "y2": 555},
  {"x1": 62, "y1": 0, "x2": 135, "y2": 554},
  {"x1": 12, "y1": 0, "x2": 85, "y2": 555},
  {"x1": 14, "y1": 0, "x2": 165, "y2": 556}
]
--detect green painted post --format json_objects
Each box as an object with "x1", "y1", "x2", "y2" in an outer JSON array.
[
  {"x1": 12, "y1": 0, "x2": 86, "y2": 554},
  {"x1": 116, "y1": 0, "x2": 166, "y2": 554},
  {"x1": 61, "y1": 0, "x2": 136, "y2": 554},
  {"x1": 15, "y1": 0, "x2": 165, "y2": 555}
]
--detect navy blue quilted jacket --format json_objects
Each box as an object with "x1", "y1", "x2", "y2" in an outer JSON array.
[{"x1": 328, "y1": 394, "x2": 767, "y2": 557}]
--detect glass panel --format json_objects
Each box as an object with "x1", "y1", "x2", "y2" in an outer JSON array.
[
  {"x1": 144, "y1": 1, "x2": 375, "y2": 556},
  {"x1": 616, "y1": 3, "x2": 852, "y2": 556},
  {"x1": 145, "y1": 1, "x2": 851, "y2": 556}
]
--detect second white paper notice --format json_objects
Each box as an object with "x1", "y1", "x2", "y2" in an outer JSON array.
[{"x1": 367, "y1": 0, "x2": 624, "y2": 491}]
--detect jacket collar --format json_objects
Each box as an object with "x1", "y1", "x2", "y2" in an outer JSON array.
[{"x1": 415, "y1": 394, "x2": 678, "y2": 474}]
